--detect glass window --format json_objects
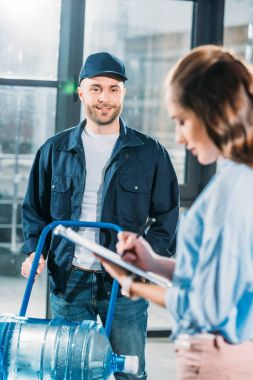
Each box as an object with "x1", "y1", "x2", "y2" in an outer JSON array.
[
  {"x1": 0, "y1": 86, "x2": 56, "y2": 251},
  {"x1": 0, "y1": 86, "x2": 56, "y2": 185},
  {"x1": 83, "y1": 0, "x2": 193, "y2": 333},
  {"x1": 0, "y1": 86, "x2": 56, "y2": 318},
  {"x1": 224, "y1": 0, "x2": 253, "y2": 62},
  {"x1": 0, "y1": 0, "x2": 61, "y2": 79},
  {"x1": 83, "y1": 0, "x2": 193, "y2": 184}
]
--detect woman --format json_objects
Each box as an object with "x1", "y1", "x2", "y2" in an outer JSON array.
[{"x1": 100, "y1": 45, "x2": 253, "y2": 379}]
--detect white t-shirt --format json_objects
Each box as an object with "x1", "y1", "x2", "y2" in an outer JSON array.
[{"x1": 72, "y1": 127, "x2": 119, "y2": 270}]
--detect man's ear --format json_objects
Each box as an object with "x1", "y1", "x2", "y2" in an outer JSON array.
[{"x1": 77, "y1": 86, "x2": 83, "y2": 102}]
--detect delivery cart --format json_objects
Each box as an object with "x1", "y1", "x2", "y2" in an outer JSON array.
[{"x1": 0, "y1": 221, "x2": 138, "y2": 379}]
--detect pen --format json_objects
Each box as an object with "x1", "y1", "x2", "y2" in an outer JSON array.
[
  {"x1": 121, "y1": 217, "x2": 156, "y2": 258},
  {"x1": 136, "y1": 217, "x2": 156, "y2": 237}
]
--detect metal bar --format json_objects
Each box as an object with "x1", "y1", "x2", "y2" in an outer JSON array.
[
  {"x1": 0, "y1": 225, "x2": 22, "y2": 228},
  {"x1": 147, "y1": 329, "x2": 172, "y2": 338},
  {"x1": 0, "y1": 78, "x2": 58, "y2": 87},
  {"x1": 179, "y1": 0, "x2": 225, "y2": 207},
  {"x1": 19, "y1": 220, "x2": 122, "y2": 338},
  {"x1": 191, "y1": 0, "x2": 225, "y2": 47},
  {"x1": 55, "y1": 0, "x2": 85, "y2": 132},
  {"x1": 105, "y1": 280, "x2": 120, "y2": 337}
]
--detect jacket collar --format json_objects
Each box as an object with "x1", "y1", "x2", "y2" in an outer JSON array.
[
  {"x1": 56, "y1": 117, "x2": 144, "y2": 152},
  {"x1": 56, "y1": 120, "x2": 85, "y2": 152},
  {"x1": 117, "y1": 118, "x2": 144, "y2": 148}
]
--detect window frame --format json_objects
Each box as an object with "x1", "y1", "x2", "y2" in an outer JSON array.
[{"x1": 179, "y1": 0, "x2": 225, "y2": 207}]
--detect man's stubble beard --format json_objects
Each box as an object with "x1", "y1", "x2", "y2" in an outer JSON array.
[{"x1": 85, "y1": 103, "x2": 123, "y2": 126}]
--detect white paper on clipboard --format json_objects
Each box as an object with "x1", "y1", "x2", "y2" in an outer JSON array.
[{"x1": 54, "y1": 225, "x2": 171, "y2": 288}]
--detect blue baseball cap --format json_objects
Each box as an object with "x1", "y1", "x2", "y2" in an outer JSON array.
[{"x1": 79, "y1": 52, "x2": 128, "y2": 84}]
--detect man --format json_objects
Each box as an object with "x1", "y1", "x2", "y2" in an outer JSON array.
[{"x1": 21, "y1": 52, "x2": 179, "y2": 380}]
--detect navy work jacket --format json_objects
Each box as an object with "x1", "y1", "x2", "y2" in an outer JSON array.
[{"x1": 22, "y1": 118, "x2": 179, "y2": 294}]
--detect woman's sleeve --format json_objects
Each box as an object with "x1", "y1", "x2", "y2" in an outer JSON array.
[{"x1": 165, "y1": 207, "x2": 247, "y2": 333}]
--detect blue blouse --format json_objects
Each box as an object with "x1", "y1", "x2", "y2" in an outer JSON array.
[{"x1": 165, "y1": 159, "x2": 253, "y2": 343}]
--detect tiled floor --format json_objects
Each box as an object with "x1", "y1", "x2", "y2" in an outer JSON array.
[
  {"x1": 147, "y1": 338, "x2": 176, "y2": 379},
  {"x1": 0, "y1": 273, "x2": 176, "y2": 379}
]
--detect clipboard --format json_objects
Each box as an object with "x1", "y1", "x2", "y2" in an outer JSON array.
[{"x1": 54, "y1": 225, "x2": 171, "y2": 288}]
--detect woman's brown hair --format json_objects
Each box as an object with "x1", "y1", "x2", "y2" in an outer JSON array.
[{"x1": 167, "y1": 45, "x2": 253, "y2": 166}]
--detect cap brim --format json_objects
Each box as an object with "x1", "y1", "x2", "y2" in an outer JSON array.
[{"x1": 80, "y1": 70, "x2": 128, "y2": 82}]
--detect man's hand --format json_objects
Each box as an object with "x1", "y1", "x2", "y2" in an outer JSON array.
[{"x1": 21, "y1": 252, "x2": 46, "y2": 279}]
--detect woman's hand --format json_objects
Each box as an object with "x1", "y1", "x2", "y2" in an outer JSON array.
[
  {"x1": 116, "y1": 231, "x2": 157, "y2": 272},
  {"x1": 100, "y1": 256, "x2": 167, "y2": 307},
  {"x1": 99, "y1": 258, "x2": 129, "y2": 285}
]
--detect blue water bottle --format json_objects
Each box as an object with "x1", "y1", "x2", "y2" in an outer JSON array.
[{"x1": 0, "y1": 314, "x2": 138, "y2": 379}]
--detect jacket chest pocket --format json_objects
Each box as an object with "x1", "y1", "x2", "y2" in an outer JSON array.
[
  {"x1": 51, "y1": 175, "x2": 72, "y2": 219},
  {"x1": 119, "y1": 174, "x2": 151, "y2": 194}
]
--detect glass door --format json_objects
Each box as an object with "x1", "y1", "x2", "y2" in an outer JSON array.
[
  {"x1": 0, "y1": 0, "x2": 61, "y2": 317},
  {"x1": 82, "y1": 0, "x2": 194, "y2": 333},
  {"x1": 83, "y1": 0, "x2": 194, "y2": 184}
]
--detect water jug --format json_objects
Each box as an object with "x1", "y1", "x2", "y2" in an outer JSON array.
[{"x1": 0, "y1": 314, "x2": 138, "y2": 379}]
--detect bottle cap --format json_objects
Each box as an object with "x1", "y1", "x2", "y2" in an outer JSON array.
[{"x1": 124, "y1": 355, "x2": 139, "y2": 374}]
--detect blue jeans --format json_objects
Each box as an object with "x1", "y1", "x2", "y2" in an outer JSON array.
[{"x1": 50, "y1": 266, "x2": 148, "y2": 380}]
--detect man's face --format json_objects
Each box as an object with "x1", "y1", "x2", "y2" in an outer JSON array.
[{"x1": 78, "y1": 75, "x2": 126, "y2": 126}]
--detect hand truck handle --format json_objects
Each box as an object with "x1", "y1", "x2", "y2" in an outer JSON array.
[{"x1": 19, "y1": 220, "x2": 122, "y2": 337}]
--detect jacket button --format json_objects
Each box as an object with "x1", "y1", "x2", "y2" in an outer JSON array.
[
  {"x1": 52, "y1": 185, "x2": 55, "y2": 189},
  {"x1": 134, "y1": 185, "x2": 138, "y2": 190}
]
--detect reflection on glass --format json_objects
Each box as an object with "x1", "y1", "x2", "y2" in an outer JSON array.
[
  {"x1": 224, "y1": 0, "x2": 253, "y2": 63},
  {"x1": 0, "y1": 86, "x2": 56, "y2": 253},
  {"x1": 83, "y1": 0, "x2": 193, "y2": 184},
  {"x1": 245, "y1": 22, "x2": 253, "y2": 62},
  {"x1": 0, "y1": 0, "x2": 61, "y2": 79}
]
